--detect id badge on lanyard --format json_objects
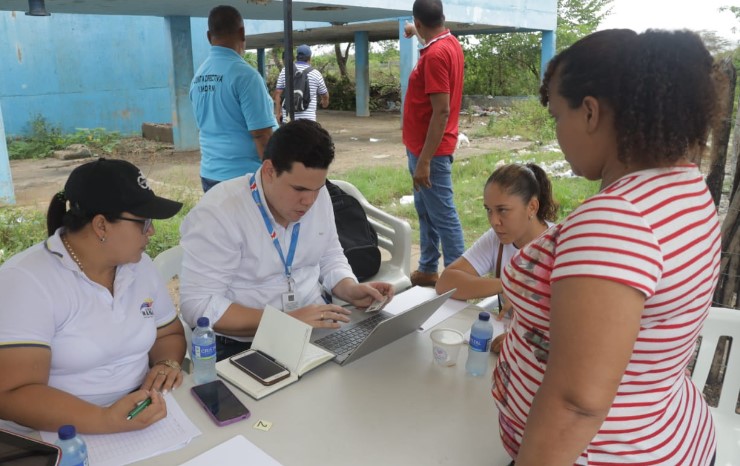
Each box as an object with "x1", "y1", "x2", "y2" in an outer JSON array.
[
  {"x1": 250, "y1": 174, "x2": 302, "y2": 312},
  {"x1": 282, "y1": 273, "x2": 300, "y2": 312}
]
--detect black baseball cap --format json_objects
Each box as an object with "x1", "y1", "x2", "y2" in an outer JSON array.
[{"x1": 64, "y1": 158, "x2": 182, "y2": 219}]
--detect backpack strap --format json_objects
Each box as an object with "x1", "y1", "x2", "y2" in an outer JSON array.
[
  {"x1": 494, "y1": 242, "x2": 504, "y2": 278},
  {"x1": 495, "y1": 242, "x2": 505, "y2": 315}
]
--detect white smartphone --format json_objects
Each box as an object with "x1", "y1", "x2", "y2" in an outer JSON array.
[
  {"x1": 229, "y1": 349, "x2": 291, "y2": 386},
  {"x1": 366, "y1": 295, "x2": 389, "y2": 313}
]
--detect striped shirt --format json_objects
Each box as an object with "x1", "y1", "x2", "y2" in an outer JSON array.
[
  {"x1": 493, "y1": 165, "x2": 720, "y2": 465},
  {"x1": 276, "y1": 62, "x2": 328, "y2": 121}
]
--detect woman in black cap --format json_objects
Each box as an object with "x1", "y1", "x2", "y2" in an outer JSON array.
[{"x1": 0, "y1": 158, "x2": 186, "y2": 434}]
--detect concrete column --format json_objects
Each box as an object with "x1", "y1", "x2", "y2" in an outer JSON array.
[
  {"x1": 257, "y1": 48, "x2": 267, "y2": 80},
  {"x1": 354, "y1": 31, "x2": 370, "y2": 117},
  {"x1": 399, "y1": 16, "x2": 418, "y2": 125},
  {"x1": 540, "y1": 30, "x2": 556, "y2": 80},
  {"x1": 165, "y1": 16, "x2": 199, "y2": 151},
  {"x1": 0, "y1": 103, "x2": 15, "y2": 205}
]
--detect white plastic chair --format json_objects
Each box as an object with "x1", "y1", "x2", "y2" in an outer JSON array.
[
  {"x1": 690, "y1": 305, "x2": 740, "y2": 465},
  {"x1": 330, "y1": 179, "x2": 412, "y2": 293},
  {"x1": 152, "y1": 245, "x2": 192, "y2": 366}
]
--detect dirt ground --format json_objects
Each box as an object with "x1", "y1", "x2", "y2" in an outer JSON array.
[{"x1": 8, "y1": 110, "x2": 531, "y2": 209}]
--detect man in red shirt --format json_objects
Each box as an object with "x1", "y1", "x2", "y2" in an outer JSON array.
[{"x1": 403, "y1": 0, "x2": 465, "y2": 287}]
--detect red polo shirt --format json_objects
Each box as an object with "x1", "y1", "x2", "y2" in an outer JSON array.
[{"x1": 402, "y1": 30, "x2": 464, "y2": 157}]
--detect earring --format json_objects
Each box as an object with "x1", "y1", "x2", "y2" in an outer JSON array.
[{"x1": 100, "y1": 236, "x2": 106, "y2": 243}]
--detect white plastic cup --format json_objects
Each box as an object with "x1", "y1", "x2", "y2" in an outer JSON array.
[{"x1": 430, "y1": 328, "x2": 465, "y2": 366}]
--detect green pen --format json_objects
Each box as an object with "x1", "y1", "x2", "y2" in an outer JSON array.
[{"x1": 126, "y1": 397, "x2": 152, "y2": 420}]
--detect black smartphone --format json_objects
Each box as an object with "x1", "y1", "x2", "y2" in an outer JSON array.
[
  {"x1": 191, "y1": 379, "x2": 250, "y2": 426},
  {"x1": 229, "y1": 349, "x2": 291, "y2": 386},
  {"x1": 0, "y1": 428, "x2": 61, "y2": 466}
]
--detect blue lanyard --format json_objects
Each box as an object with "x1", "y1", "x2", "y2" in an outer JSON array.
[{"x1": 249, "y1": 174, "x2": 300, "y2": 281}]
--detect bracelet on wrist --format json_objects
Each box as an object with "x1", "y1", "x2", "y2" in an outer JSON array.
[{"x1": 154, "y1": 359, "x2": 181, "y2": 372}]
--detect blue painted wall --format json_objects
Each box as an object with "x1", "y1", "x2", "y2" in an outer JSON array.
[
  {"x1": 0, "y1": 0, "x2": 556, "y2": 136},
  {"x1": 0, "y1": 12, "x2": 211, "y2": 136}
]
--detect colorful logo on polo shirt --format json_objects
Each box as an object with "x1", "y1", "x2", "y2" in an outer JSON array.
[{"x1": 140, "y1": 299, "x2": 154, "y2": 317}]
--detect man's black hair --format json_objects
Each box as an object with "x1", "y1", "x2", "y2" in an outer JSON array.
[
  {"x1": 208, "y1": 5, "x2": 243, "y2": 38},
  {"x1": 264, "y1": 120, "x2": 335, "y2": 175},
  {"x1": 413, "y1": 0, "x2": 445, "y2": 28}
]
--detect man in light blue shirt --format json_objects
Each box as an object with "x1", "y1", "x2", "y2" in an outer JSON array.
[{"x1": 190, "y1": 5, "x2": 278, "y2": 192}]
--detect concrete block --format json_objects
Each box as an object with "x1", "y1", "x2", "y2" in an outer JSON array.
[
  {"x1": 52, "y1": 144, "x2": 93, "y2": 160},
  {"x1": 142, "y1": 123, "x2": 173, "y2": 143}
]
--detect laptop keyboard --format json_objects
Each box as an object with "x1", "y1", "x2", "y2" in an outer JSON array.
[{"x1": 314, "y1": 313, "x2": 389, "y2": 356}]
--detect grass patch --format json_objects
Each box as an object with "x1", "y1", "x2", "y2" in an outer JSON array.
[
  {"x1": 337, "y1": 150, "x2": 600, "y2": 248},
  {"x1": 0, "y1": 208, "x2": 48, "y2": 264},
  {"x1": 6, "y1": 115, "x2": 122, "y2": 160},
  {"x1": 0, "y1": 183, "x2": 200, "y2": 266},
  {"x1": 477, "y1": 98, "x2": 556, "y2": 144}
]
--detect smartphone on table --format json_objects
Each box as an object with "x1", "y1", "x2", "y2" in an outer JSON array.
[
  {"x1": 230, "y1": 349, "x2": 291, "y2": 386},
  {"x1": 191, "y1": 379, "x2": 251, "y2": 426}
]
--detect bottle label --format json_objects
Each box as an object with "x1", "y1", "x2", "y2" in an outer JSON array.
[
  {"x1": 193, "y1": 342, "x2": 216, "y2": 360},
  {"x1": 469, "y1": 334, "x2": 491, "y2": 353}
]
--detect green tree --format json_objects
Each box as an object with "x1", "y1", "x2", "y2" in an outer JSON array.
[{"x1": 462, "y1": 0, "x2": 613, "y2": 97}]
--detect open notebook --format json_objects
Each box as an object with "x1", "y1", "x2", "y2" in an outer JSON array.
[{"x1": 216, "y1": 306, "x2": 333, "y2": 400}]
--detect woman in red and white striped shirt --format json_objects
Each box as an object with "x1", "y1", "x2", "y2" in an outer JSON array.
[{"x1": 492, "y1": 29, "x2": 720, "y2": 465}]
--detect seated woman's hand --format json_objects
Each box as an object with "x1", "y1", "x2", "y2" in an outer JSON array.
[
  {"x1": 105, "y1": 389, "x2": 167, "y2": 432},
  {"x1": 495, "y1": 295, "x2": 513, "y2": 321},
  {"x1": 491, "y1": 332, "x2": 507, "y2": 354},
  {"x1": 141, "y1": 360, "x2": 183, "y2": 395},
  {"x1": 289, "y1": 304, "x2": 351, "y2": 329}
]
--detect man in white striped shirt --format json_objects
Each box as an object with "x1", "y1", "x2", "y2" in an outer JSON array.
[{"x1": 273, "y1": 44, "x2": 330, "y2": 123}]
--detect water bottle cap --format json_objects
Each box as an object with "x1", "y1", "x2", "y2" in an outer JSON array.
[
  {"x1": 58, "y1": 424, "x2": 76, "y2": 440},
  {"x1": 478, "y1": 311, "x2": 490, "y2": 321},
  {"x1": 197, "y1": 317, "x2": 210, "y2": 327}
]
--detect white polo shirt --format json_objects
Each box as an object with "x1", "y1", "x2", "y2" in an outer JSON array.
[
  {"x1": 0, "y1": 230, "x2": 178, "y2": 407},
  {"x1": 179, "y1": 171, "x2": 356, "y2": 336},
  {"x1": 463, "y1": 223, "x2": 554, "y2": 278}
]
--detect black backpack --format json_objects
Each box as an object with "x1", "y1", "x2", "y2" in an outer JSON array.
[
  {"x1": 325, "y1": 180, "x2": 381, "y2": 281},
  {"x1": 283, "y1": 66, "x2": 313, "y2": 113}
]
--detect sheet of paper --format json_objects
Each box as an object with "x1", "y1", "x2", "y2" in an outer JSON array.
[
  {"x1": 179, "y1": 435, "x2": 283, "y2": 466},
  {"x1": 41, "y1": 393, "x2": 201, "y2": 466},
  {"x1": 382, "y1": 286, "x2": 470, "y2": 331}
]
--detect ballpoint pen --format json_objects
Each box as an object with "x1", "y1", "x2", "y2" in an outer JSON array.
[{"x1": 126, "y1": 397, "x2": 152, "y2": 420}]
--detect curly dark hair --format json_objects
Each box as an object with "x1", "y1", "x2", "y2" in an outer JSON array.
[{"x1": 540, "y1": 29, "x2": 717, "y2": 166}]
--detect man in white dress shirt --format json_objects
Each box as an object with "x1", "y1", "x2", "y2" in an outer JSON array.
[{"x1": 179, "y1": 119, "x2": 393, "y2": 359}]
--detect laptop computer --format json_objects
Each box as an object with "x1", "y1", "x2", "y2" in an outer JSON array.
[{"x1": 311, "y1": 289, "x2": 455, "y2": 365}]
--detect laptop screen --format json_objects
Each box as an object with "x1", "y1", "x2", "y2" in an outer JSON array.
[{"x1": 0, "y1": 429, "x2": 60, "y2": 466}]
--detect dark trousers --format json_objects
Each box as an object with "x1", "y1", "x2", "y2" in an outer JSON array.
[{"x1": 200, "y1": 176, "x2": 221, "y2": 193}]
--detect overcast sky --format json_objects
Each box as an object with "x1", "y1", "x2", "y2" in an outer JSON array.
[{"x1": 598, "y1": 0, "x2": 739, "y2": 45}]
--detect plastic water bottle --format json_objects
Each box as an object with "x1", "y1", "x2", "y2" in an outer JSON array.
[
  {"x1": 466, "y1": 312, "x2": 494, "y2": 376},
  {"x1": 55, "y1": 425, "x2": 89, "y2": 466},
  {"x1": 192, "y1": 317, "x2": 217, "y2": 385}
]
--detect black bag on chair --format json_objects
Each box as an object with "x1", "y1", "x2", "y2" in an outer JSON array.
[{"x1": 325, "y1": 180, "x2": 381, "y2": 281}]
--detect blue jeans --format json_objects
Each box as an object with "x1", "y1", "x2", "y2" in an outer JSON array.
[
  {"x1": 201, "y1": 176, "x2": 221, "y2": 193},
  {"x1": 407, "y1": 150, "x2": 465, "y2": 273}
]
